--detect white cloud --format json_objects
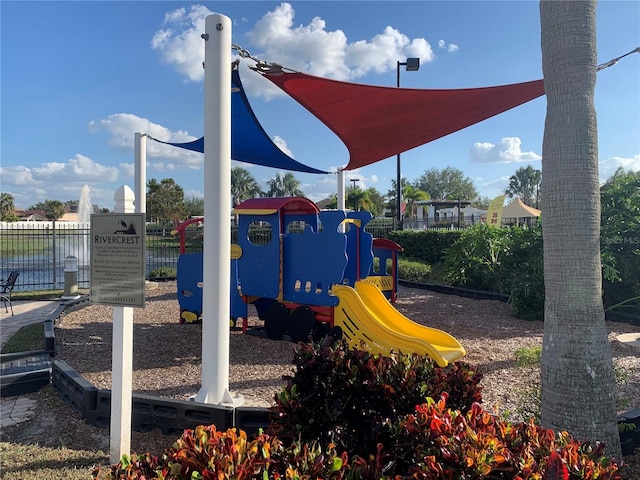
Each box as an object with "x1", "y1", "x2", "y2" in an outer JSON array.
[
  {"x1": 88, "y1": 113, "x2": 203, "y2": 169},
  {"x1": 469, "y1": 137, "x2": 541, "y2": 163},
  {"x1": 1, "y1": 156, "x2": 120, "y2": 209},
  {"x1": 599, "y1": 154, "x2": 640, "y2": 181},
  {"x1": 0, "y1": 165, "x2": 37, "y2": 186},
  {"x1": 346, "y1": 26, "x2": 434, "y2": 78},
  {"x1": 438, "y1": 39, "x2": 459, "y2": 53},
  {"x1": 152, "y1": 2, "x2": 435, "y2": 94},
  {"x1": 119, "y1": 162, "x2": 134, "y2": 180},
  {"x1": 272, "y1": 135, "x2": 294, "y2": 157},
  {"x1": 150, "y1": 4, "x2": 211, "y2": 82},
  {"x1": 32, "y1": 154, "x2": 119, "y2": 183},
  {"x1": 249, "y1": 4, "x2": 434, "y2": 80}
]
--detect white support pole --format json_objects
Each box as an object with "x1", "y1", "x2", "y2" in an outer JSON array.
[
  {"x1": 195, "y1": 13, "x2": 241, "y2": 406},
  {"x1": 134, "y1": 133, "x2": 147, "y2": 215},
  {"x1": 110, "y1": 185, "x2": 135, "y2": 464},
  {"x1": 134, "y1": 133, "x2": 150, "y2": 293},
  {"x1": 337, "y1": 169, "x2": 346, "y2": 211}
]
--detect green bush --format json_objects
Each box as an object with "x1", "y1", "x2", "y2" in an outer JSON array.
[
  {"x1": 388, "y1": 230, "x2": 462, "y2": 264},
  {"x1": 442, "y1": 223, "x2": 511, "y2": 292},
  {"x1": 443, "y1": 223, "x2": 545, "y2": 320},
  {"x1": 268, "y1": 339, "x2": 482, "y2": 458},
  {"x1": 149, "y1": 266, "x2": 177, "y2": 279},
  {"x1": 499, "y1": 223, "x2": 544, "y2": 320},
  {"x1": 398, "y1": 258, "x2": 432, "y2": 282},
  {"x1": 99, "y1": 355, "x2": 623, "y2": 480},
  {"x1": 600, "y1": 169, "x2": 640, "y2": 314}
]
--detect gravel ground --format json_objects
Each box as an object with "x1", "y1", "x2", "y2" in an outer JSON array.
[
  {"x1": 3, "y1": 280, "x2": 639, "y2": 475},
  {"x1": 54, "y1": 281, "x2": 639, "y2": 418}
]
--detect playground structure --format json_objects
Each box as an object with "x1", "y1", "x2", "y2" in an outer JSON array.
[{"x1": 176, "y1": 197, "x2": 465, "y2": 367}]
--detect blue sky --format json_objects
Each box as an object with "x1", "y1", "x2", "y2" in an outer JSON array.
[{"x1": 2, "y1": 1, "x2": 639, "y2": 211}]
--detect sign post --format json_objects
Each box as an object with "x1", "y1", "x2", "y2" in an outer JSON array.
[{"x1": 91, "y1": 185, "x2": 145, "y2": 464}]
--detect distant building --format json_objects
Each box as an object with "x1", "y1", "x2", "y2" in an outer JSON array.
[
  {"x1": 16, "y1": 209, "x2": 46, "y2": 221},
  {"x1": 315, "y1": 197, "x2": 334, "y2": 210},
  {"x1": 413, "y1": 199, "x2": 485, "y2": 228}
]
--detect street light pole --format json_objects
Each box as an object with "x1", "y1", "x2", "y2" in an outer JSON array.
[
  {"x1": 350, "y1": 178, "x2": 360, "y2": 211},
  {"x1": 396, "y1": 58, "x2": 420, "y2": 230}
]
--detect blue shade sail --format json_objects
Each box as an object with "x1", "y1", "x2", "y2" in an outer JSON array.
[{"x1": 152, "y1": 69, "x2": 328, "y2": 175}]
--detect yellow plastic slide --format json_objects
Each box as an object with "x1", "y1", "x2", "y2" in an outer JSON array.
[{"x1": 331, "y1": 282, "x2": 465, "y2": 367}]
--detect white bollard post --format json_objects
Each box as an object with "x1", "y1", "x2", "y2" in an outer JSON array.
[
  {"x1": 110, "y1": 185, "x2": 135, "y2": 464},
  {"x1": 61, "y1": 256, "x2": 80, "y2": 300}
]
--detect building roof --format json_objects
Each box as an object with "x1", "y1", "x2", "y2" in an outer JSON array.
[{"x1": 502, "y1": 197, "x2": 541, "y2": 218}]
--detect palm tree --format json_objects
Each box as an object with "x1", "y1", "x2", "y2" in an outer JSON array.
[
  {"x1": 386, "y1": 177, "x2": 409, "y2": 219},
  {"x1": 231, "y1": 167, "x2": 263, "y2": 207},
  {"x1": 505, "y1": 165, "x2": 542, "y2": 208},
  {"x1": 1, "y1": 192, "x2": 18, "y2": 222},
  {"x1": 540, "y1": 0, "x2": 621, "y2": 457},
  {"x1": 347, "y1": 187, "x2": 375, "y2": 212},
  {"x1": 403, "y1": 184, "x2": 430, "y2": 219},
  {"x1": 266, "y1": 172, "x2": 303, "y2": 197},
  {"x1": 364, "y1": 187, "x2": 386, "y2": 217}
]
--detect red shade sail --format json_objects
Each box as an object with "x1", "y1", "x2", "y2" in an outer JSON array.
[{"x1": 258, "y1": 70, "x2": 545, "y2": 170}]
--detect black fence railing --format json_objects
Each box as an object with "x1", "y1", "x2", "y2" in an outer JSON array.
[
  {"x1": 1, "y1": 222, "x2": 92, "y2": 292},
  {"x1": 0, "y1": 219, "x2": 400, "y2": 291},
  {"x1": 4, "y1": 216, "x2": 533, "y2": 291}
]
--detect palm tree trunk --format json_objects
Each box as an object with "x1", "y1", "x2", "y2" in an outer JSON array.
[{"x1": 539, "y1": 0, "x2": 621, "y2": 458}]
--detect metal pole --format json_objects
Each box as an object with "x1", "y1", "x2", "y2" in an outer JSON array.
[
  {"x1": 134, "y1": 133, "x2": 147, "y2": 215},
  {"x1": 350, "y1": 178, "x2": 359, "y2": 211},
  {"x1": 195, "y1": 13, "x2": 241, "y2": 406},
  {"x1": 134, "y1": 132, "x2": 147, "y2": 291},
  {"x1": 396, "y1": 61, "x2": 402, "y2": 230},
  {"x1": 337, "y1": 169, "x2": 346, "y2": 232},
  {"x1": 52, "y1": 221, "x2": 57, "y2": 287},
  {"x1": 337, "y1": 169, "x2": 345, "y2": 211}
]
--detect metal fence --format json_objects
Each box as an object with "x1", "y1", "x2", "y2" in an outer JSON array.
[
  {"x1": 0, "y1": 219, "x2": 400, "y2": 291},
  {"x1": 1, "y1": 222, "x2": 92, "y2": 292}
]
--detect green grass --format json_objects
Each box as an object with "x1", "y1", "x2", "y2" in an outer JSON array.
[
  {"x1": 12, "y1": 289, "x2": 66, "y2": 301},
  {"x1": 0, "y1": 234, "x2": 53, "y2": 255},
  {"x1": 514, "y1": 344, "x2": 542, "y2": 368},
  {"x1": 0, "y1": 442, "x2": 109, "y2": 480},
  {"x1": 1, "y1": 323, "x2": 44, "y2": 354}
]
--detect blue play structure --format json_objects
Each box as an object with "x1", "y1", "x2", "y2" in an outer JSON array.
[{"x1": 176, "y1": 196, "x2": 402, "y2": 341}]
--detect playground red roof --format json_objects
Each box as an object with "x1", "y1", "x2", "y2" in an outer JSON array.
[
  {"x1": 257, "y1": 70, "x2": 545, "y2": 170},
  {"x1": 372, "y1": 238, "x2": 404, "y2": 252},
  {"x1": 234, "y1": 196, "x2": 320, "y2": 215}
]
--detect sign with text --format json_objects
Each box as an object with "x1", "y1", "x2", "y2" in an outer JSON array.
[
  {"x1": 486, "y1": 195, "x2": 505, "y2": 228},
  {"x1": 90, "y1": 213, "x2": 146, "y2": 308}
]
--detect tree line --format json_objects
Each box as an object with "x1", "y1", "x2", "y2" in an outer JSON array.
[{"x1": 0, "y1": 164, "x2": 567, "y2": 226}]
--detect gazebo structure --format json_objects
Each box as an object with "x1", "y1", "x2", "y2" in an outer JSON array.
[{"x1": 501, "y1": 197, "x2": 541, "y2": 225}]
